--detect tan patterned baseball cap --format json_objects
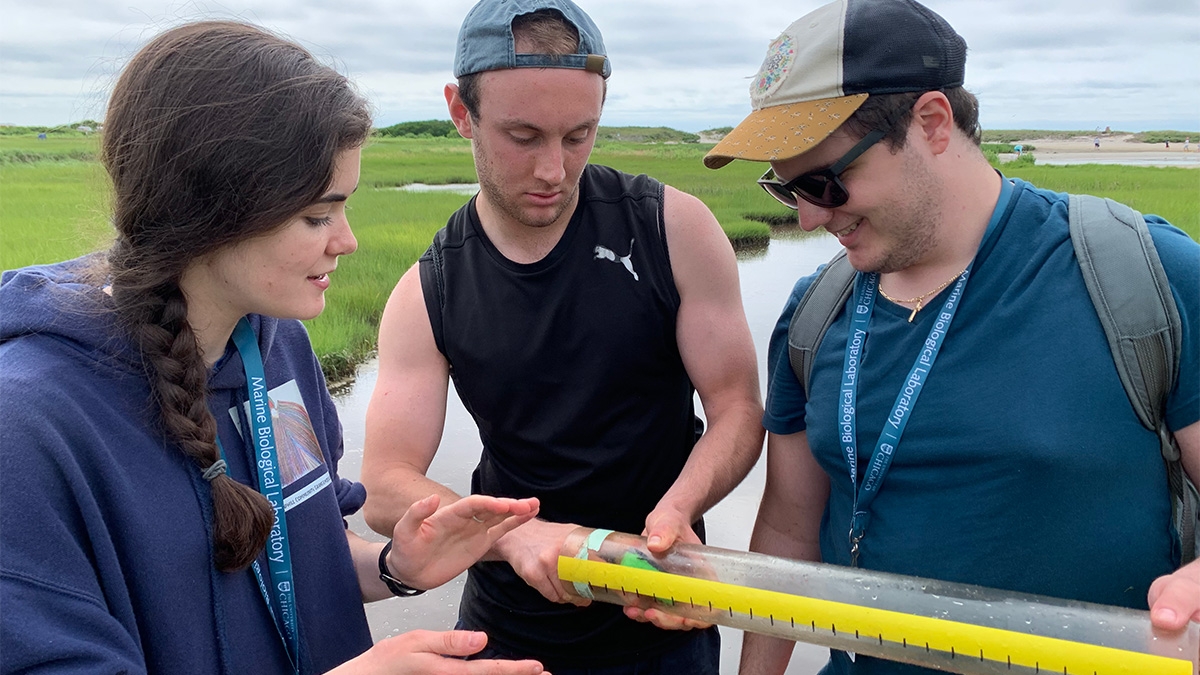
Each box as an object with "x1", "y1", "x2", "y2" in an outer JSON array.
[{"x1": 704, "y1": 0, "x2": 966, "y2": 169}]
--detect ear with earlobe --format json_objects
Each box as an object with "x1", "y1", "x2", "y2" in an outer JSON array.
[
  {"x1": 910, "y1": 91, "x2": 954, "y2": 156},
  {"x1": 444, "y1": 83, "x2": 473, "y2": 140}
]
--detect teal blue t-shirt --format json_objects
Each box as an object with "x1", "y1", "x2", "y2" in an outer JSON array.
[{"x1": 763, "y1": 179, "x2": 1199, "y2": 674}]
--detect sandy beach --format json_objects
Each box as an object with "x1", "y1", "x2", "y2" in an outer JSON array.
[
  {"x1": 1015, "y1": 133, "x2": 1199, "y2": 167},
  {"x1": 699, "y1": 131, "x2": 1199, "y2": 167}
]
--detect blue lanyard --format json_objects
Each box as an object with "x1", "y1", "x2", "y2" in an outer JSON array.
[
  {"x1": 220, "y1": 317, "x2": 301, "y2": 673},
  {"x1": 840, "y1": 179, "x2": 1013, "y2": 567}
]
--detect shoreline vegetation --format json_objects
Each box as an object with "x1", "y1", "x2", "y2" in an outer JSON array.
[{"x1": 3, "y1": 124, "x2": 1197, "y2": 384}]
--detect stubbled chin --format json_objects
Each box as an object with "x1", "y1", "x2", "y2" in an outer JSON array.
[
  {"x1": 518, "y1": 204, "x2": 571, "y2": 229},
  {"x1": 843, "y1": 247, "x2": 881, "y2": 273}
]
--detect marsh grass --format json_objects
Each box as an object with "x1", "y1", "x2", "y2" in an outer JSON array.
[
  {"x1": 0, "y1": 160, "x2": 113, "y2": 268},
  {"x1": 1001, "y1": 164, "x2": 1200, "y2": 235},
  {"x1": 307, "y1": 187, "x2": 469, "y2": 381},
  {"x1": 0, "y1": 135, "x2": 101, "y2": 164},
  {"x1": 2, "y1": 134, "x2": 1196, "y2": 380},
  {"x1": 590, "y1": 141, "x2": 779, "y2": 244},
  {"x1": 360, "y1": 137, "x2": 478, "y2": 187}
]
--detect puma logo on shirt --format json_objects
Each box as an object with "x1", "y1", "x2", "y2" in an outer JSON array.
[{"x1": 594, "y1": 239, "x2": 638, "y2": 281}]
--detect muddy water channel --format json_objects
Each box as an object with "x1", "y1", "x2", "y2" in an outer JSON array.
[{"x1": 335, "y1": 231, "x2": 845, "y2": 673}]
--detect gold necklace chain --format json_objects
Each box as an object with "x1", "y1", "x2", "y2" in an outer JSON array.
[{"x1": 878, "y1": 268, "x2": 966, "y2": 323}]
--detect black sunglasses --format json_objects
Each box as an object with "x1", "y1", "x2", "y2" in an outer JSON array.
[{"x1": 758, "y1": 128, "x2": 887, "y2": 209}]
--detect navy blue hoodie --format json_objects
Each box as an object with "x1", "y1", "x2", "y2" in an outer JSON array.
[{"x1": 0, "y1": 257, "x2": 372, "y2": 674}]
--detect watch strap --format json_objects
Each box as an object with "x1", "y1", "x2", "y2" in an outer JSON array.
[{"x1": 378, "y1": 540, "x2": 426, "y2": 597}]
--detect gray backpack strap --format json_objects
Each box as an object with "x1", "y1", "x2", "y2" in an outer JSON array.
[
  {"x1": 787, "y1": 250, "x2": 856, "y2": 399},
  {"x1": 1069, "y1": 194, "x2": 1194, "y2": 563}
]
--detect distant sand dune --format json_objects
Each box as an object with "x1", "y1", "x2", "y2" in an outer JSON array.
[{"x1": 1016, "y1": 134, "x2": 1199, "y2": 167}]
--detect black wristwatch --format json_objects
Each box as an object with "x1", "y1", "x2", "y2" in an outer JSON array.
[{"x1": 378, "y1": 540, "x2": 426, "y2": 597}]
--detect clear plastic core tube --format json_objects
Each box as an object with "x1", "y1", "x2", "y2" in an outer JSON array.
[{"x1": 557, "y1": 528, "x2": 1198, "y2": 675}]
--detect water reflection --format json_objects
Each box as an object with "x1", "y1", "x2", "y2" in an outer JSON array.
[
  {"x1": 733, "y1": 239, "x2": 770, "y2": 260},
  {"x1": 390, "y1": 182, "x2": 481, "y2": 194},
  {"x1": 735, "y1": 225, "x2": 831, "y2": 262},
  {"x1": 335, "y1": 234, "x2": 846, "y2": 673}
]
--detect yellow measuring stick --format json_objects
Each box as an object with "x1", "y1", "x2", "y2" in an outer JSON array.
[{"x1": 558, "y1": 555, "x2": 1192, "y2": 675}]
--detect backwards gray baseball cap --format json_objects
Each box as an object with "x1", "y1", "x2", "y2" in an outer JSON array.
[{"x1": 454, "y1": 0, "x2": 611, "y2": 79}]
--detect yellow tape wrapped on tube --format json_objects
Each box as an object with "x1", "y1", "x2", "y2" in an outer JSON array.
[{"x1": 557, "y1": 528, "x2": 1197, "y2": 675}]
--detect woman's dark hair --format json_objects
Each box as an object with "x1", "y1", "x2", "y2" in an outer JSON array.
[
  {"x1": 841, "y1": 86, "x2": 982, "y2": 150},
  {"x1": 101, "y1": 21, "x2": 371, "y2": 572}
]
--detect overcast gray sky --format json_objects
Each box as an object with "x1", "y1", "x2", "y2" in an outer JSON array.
[{"x1": 2, "y1": 0, "x2": 1197, "y2": 132}]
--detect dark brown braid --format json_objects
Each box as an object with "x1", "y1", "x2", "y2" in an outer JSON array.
[{"x1": 101, "y1": 21, "x2": 371, "y2": 572}]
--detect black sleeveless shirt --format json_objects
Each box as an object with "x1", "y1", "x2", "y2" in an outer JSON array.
[{"x1": 419, "y1": 164, "x2": 703, "y2": 666}]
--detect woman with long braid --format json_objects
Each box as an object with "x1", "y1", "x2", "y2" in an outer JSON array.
[{"x1": 0, "y1": 21, "x2": 546, "y2": 675}]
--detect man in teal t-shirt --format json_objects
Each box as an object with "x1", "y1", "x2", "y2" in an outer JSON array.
[{"x1": 703, "y1": 1, "x2": 1200, "y2": 674}]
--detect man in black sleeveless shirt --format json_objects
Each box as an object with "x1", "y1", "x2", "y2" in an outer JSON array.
[{"x1": 361, "y1": 1, "x2": 764, "y2": 672}]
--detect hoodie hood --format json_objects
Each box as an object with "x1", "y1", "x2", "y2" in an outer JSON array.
[
  {"x1": 0, "y1": 256, "x2": 133, "y2": 367},
  {"x1": 1, "y1": 256, "x2": 279, "y2": 393}
]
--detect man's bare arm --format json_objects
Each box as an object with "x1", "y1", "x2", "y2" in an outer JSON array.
[
  {"x1": 740, "y1": 430, "x2": 830, "y2": 675},
  {"x1": 362, "y1": 265, "x2": 588, "y2": 605},
  {"x1": 362, "y1": 264, "x2": 459, "y2": 535},
  {"x1": 622, "y1": 187, "x2": 763, "y2": 630},
  {"x1": 644, "y1": 186, "x2": 764, "y2": 548}
]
